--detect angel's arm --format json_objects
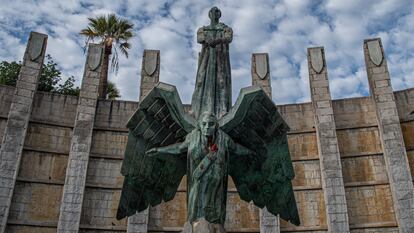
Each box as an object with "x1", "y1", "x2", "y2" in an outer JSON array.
[{"x1": 146, "y1": 135, "x2": 189, "y2": 156}]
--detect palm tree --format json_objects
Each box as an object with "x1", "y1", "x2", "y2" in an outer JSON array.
[
  {"x1": 80, "y1": 14, "x2": 133, "y2": 99},
  {"x1": 107, "y1": 81, "x2": 121, "y2": 100}
]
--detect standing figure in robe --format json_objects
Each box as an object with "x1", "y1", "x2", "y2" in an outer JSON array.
[
  {"x1": 116, "y1": 6, "x2": 300, "y2": 233},
  {"x1": 191, "y1": 6, "x2": 233, "y2": 119}
]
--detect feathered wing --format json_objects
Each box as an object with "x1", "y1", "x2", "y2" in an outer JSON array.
[
  {"x1": 220, "y1": 86, "x2": 300, "y2": 225},
  {"x1": 116, "y1": 82, "x2": 196, "y2": 220}
]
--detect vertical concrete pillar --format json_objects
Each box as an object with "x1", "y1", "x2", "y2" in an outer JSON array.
[
  {"x1": 251, "y1": 53, "x2": 272, "y2": 97},
  {"x1": 0, "y1": 32, "x2": 47, "y2": 233},
  {"x1": 251, "y1": 53, "x2": 279, "y2": 233},
  {"x1": 127, "y1": 211, "x2": 149, "y2": 233},
  {"x1": 260, "y1": 208, "x2": 280, "y2": 233},
  {"x1": 363, "y1": 38, "x2": 414, "y2": 232},
  {"x1": 307, "y1": 47, "x2": 350, "y2": 232},
  {"x1": 139, "y1": 50, "x2": 160, "y2": 100},
  {"x1": 127, "y1": 49, "x2": 160, "y2": 233},
  {"x1": 57, "y1": 44, "x2": 104, "y2": 233}
]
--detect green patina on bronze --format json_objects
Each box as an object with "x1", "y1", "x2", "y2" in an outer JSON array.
[
  {"x1": 116, "y1": 6, "x2": 300, "y2": 227},
  {"x1": 191, "y1": 6, "x2": 232, "y2": 119}
]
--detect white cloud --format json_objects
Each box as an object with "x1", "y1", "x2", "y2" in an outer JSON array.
[{"x1": 0, "y1": 0, "x2": 413, "y2": 104}]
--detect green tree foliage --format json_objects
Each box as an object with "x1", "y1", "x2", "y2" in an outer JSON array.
[
  {"x1": 0, "y1": 55, "x2": 79, "y2": 95},
  {"x1": 0, "y1": 61, "x2": 20, "y2": 86},
  {"x1": 0, "y1": 55, "x2": 121, "y2": 99},
  {"x1": 107, "y1": 81, "x2": 121, "y2": 100},
  {"x1": 38, "y1": 54, "x2": 67, "y2": 92},
  {"x1": 57, "y1": 76, "x2": 80, "y2": 96}
]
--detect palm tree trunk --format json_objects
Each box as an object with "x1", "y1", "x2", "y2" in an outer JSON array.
[{"x1": 98, "y1": 44, "x2": 112, "y2": 99}]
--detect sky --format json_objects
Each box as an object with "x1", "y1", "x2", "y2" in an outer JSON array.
[{"x1": 0, "y1": 0, "x2": 414, "y2": 104}]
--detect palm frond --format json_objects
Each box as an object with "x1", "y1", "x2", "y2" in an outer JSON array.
[
  {"x1": 80, "y1": 13, "x2": 134, "y2": 73},
  {"x1": 111, "y1": 46, "x2": 120, "y2": 74},
  {"x1": 119, "y1": 42, "x2": 130, "y2": 58}
]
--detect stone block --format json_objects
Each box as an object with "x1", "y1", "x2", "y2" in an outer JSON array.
[
  {"x1": 24, "y1": 123, "x2": 72, "y2": 154},
  {"x1": 341, "y1": 155, "x2": 388, "y2": 184},
  {"x1": 311, "y1": 80, "x2": 329, "y2": 88},
  {"x1": 345, "y1": 185, "x2": 396, "y2": 226},
  {"x1": 90, "y1": 130, "x2": 128, "y2": 158},
  {"x1": 280, "y1": 190, "x2": 327, "y2": 230},
  {"x1": 287, "y1": 133, "x2": 319, "y2": 161},
  {"x1": 8, "y1": 182, "x2": 62, "y2": 223},
  {"x1": 394, "y1": 88, "x2": 414, "y2": 122},
  {"x1": 80, "y1": 188, "x2": 127, "y2": 227},
  {"x1": 15, "y1": 81, "x2": 37, "y2": 93},
  {"x1": 95, "y1": 100, "x2": 139, "y2": 129},
  {"x1": 291, "y1": 160, "x2": 322, "y2": 188},
  {"x1": 401, "y1": 121, "x2": 414, "y2": 149},
  {"x1": 337, "y1": 128, "x2": 382, "y2": 157},
  {"x1": 86, "y1": 158, "x2": 123, "y2": 187},
  {"x1": 5, "y1": 226, "x2": 57, "y2": 233},
  {"x1": 24, "y1": 60, "x2": 42, "y2": 70}
]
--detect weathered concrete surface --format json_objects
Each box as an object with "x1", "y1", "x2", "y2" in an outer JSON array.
[
  {"x1": 1, "y1": 84, "x2": 413, "y2": 233},
  {"x1": 0, "y1": 85, "x2": 15, "y2": 118},
  {"x1": 139, "y1": 49, "x2": 160, "y2": 100},
  {"x1": 0, "y1": 35, "x2": 414, "y2": 233},
  {"x1": 8, "y1": 182, "x2": 62, "y2": 224},
  {"x1": 251, "y1": 52, "x2": 280, "y2": 233},
  {"x1": 127, "y1": 49, "x2": 160, "y2": 233},
  {"x1": 57, "y1": 44, "x2": 104, "y2": 233},
  {"x1": 127, "y1": 209, "x2": 149, "y2": 233},
  {"x1": 148, "y1": 191, "x2": 260, "y2": 232},
  {"x1": 94, "y1": 99, "x2": 139, "y2": 130},
  {"x1": 0, "y1": 32, "x2": 47, "y2": 233},
  {"x1": 364, "y1": 38, "x2": 414, "y2": 233},
  {"x1": 31, "y1": 92, "x2": 78, "y2": 127},
  {"x1": 394, "y1": 88, "x2": 414, "y2": 122},
  {"x1": 346, "y1": 185, "x2": 396, "y2": 226},
  {"x1": 251, "y1": 53, "x2": 272, "y2": 97},
  {"x1": 24, "y1": 123, "x2": 72, "y2": 154},
  {"x1": 260, "y1": 207, "x2": 280, "y2": 233},
  {"x1": 278, "y1": 103, "x2": 315, "y2": 133},
  {"x1": 80, "y1": 188, "x2": 126, "y2": 228},
  {"x1": 280, "y1": 190, "x2": 327, "y2": 230},
  {"x1": 307, "y1": 47, "x2": 350, "y2": 232}
]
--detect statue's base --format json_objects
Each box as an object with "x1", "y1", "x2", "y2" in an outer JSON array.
[{"x1": 181, "y1": 218, "x2": 226, "y2": 233}]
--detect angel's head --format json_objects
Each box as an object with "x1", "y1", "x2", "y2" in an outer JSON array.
[{"x1": 199, "y1": 111, "x2": 218, "y2": 136}]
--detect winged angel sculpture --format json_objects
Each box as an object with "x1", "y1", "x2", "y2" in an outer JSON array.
[{"x1": 117, "y1": 6, "x2": 299, "y2": 232}]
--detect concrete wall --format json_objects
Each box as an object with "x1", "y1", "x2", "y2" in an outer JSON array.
[
  {"x1": 0, "y1": 34, "x2": 413, "y2": 233},
  {"x1": 2, "y1": 85, "x2": 413, "y2": 232}
]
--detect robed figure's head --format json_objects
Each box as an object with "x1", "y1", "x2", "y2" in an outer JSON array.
[{"x1": 209, "y1": 6, "x2": 221, "y2": 25}]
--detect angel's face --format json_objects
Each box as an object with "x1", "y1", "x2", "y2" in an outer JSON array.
[{"x1": 200, "y1": 114, "x2": 217, "y2": 136}]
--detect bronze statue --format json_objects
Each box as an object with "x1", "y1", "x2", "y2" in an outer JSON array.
[
  {"x1": 116, "y1": 7, "x2": 300, "y2": 232},
  {"x1": 146, "y1": 111, "x2": 254, "y2": 225},
  {"x1": 191, "y1": 7, "x2": 233, "y2": 119}
]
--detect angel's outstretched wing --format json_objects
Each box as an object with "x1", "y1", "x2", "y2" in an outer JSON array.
[
  {"x1": 220, "y1": 86, "x2": 300, "y2": 225},
  {"x1": 116, "y1": 83, "x2": 196, "y2": 220}
]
